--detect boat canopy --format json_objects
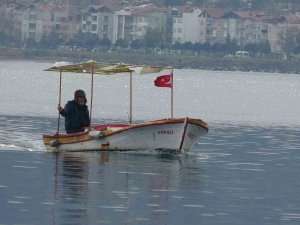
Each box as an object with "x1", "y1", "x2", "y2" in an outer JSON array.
[{"x1": 45, "y1": 60, "x2": 171, "y2": 75}]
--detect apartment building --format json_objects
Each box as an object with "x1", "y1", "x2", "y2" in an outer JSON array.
[
  {"x1": 0, "y1": 1, "x2": 23, "y2": 41},
  {"x1": 81, "y1": 5, "x2": 114, "y2": 40},
  {"x1": 22, "y1": 5, "x2": 44, "y2": 41},
  {"x1": 198, "y1": 9, "x2": 227, "y2": 44}
]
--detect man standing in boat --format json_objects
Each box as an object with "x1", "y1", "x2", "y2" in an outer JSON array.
[{"x1": 58, "y1": 90, "x2": 90, "y2": 134}]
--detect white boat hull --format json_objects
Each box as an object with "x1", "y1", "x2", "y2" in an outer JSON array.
[{"x1": 43, "y1": 118, "x2": 208, "y2": 153}]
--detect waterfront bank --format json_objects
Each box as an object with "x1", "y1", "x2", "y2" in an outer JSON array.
[{"x1": 1, "y1": 47, "x2": 300, "y2": 74}]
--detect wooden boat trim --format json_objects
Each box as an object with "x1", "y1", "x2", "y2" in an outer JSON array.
[
  {"x1": 43, "y1": 118, "x2": 208, "y2": 146},
  {"x1": 104, "y1": 118, "x2": 208, "y2": 138}
]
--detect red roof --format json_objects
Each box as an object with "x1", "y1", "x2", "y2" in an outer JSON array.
[
  {"x1": 131, "y1": 4, "x2": 158, "y2": 16},
  {"x1": 201, "y1": 8, "x2": 227, "y2": 19},
  {"x1": 100, "y1": 0, "x2": 122, "y2": 11},
  {"x1": 284, "y1": 15, "x2": 300, "y2": 24},
  {"x1": 158, "y1": 6, "x2": 194, "y2": 14},
  {"x1": 37, "y1": 3, "x2": 65, "y2": 12},
  {"x1": 172, "y1": 6, "x2": 193, "y2": 13}
]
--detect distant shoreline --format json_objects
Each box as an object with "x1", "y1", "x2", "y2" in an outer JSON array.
[{"x1": 1, "y1": 47, "x2": 300, "y2": 74}]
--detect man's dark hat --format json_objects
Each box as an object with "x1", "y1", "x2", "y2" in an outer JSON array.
[{"x1": 74, "y1": 90, "x2": 87, "y2": 103}]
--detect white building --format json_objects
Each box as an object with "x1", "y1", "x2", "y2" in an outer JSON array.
[
  {"x1": 131, "y1": 4, "x2": 157, "y2": 40},
  {"x1": 112, "y1": 7, "x2": 133, "y2": 43},
  {"x1": 0, "y1": 1, "x2": 23, "y2": 42},
  {"x1": 170, "y1": 7, "x2": 202, "y2": 44},
  {"x1": 222, "y1": 11, "x2": 268, "y2": 45},
  {"x1": 172, "y1": 16, "x2": 183, "y2": 43},
  {"x1": 81, "y1": 5, "x2": 114, "y2": 40},
  {"x1": 182, "y1": 8, "x2": 202, "y2": 43},
  {"x1": 198, "y1": 9, "x2": 227, "y2": 44},
  {"x1": 267, "y1": 15, "x2": 300, "y2": 55},
  {"x1": 22, "y1": 3, "x2": 80, "y2": 42},
  {"x1": 21, "y1": 5, "x2": 43, "y2": 41}
]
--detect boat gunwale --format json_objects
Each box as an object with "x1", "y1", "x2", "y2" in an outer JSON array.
[{"x1": 43, "y1": 118, "x2": 208, "y2": 146}]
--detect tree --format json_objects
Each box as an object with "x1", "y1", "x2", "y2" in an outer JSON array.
[
  {"x1": 38, "y1": 31, "x2": 64, "y2": 49},
  {"x1": 99, "y1": 38, "x2": 111, "y2": 47},
  {"x1": 259, "y1": 41, "x2": 271, "y2": 54},
  {"x1": 68, "y1": 32, "x2": 99, "y2": 49},
  {"x1": 201, "y1": 42, "x2": 211, "y2": 52},
  {"x1": 215, "y1": 0, "x2": 244, "y2": 9},
  {"x1": 144, "y1": 28, "x2": 163, "y2": 49},
  {"x1": 243, "y1": 41, "x2": 271, "y2": 55},
  {"x1": 85, "y1": 33, "x2": 99, "y2": 49},
  {"x1": 130, "y1": 39, "x2": 143, "y2": 49},
  {"x1": 0, "y1": 31, "x2": 7, "y2": 46},
  {"x1": 182, "y1": 41, "x2": 194, "y2": 51},
  {"x1": 192, "y1": 0, "x2": 209, "y2": 6},
  {"x1": 152, "y1": 0, "x2": 164, "y2": 6},
  {"x1": 115, "y1": 39, "x2": 129, "y2": 48},
  {"x1": 172, "y1": 42, "x2": 182, "y2": 50},
  {"x1": 280, "y1": 28, "x2": 300, "y2": 59},
  {"x1": 251, "y1": 0, "x2": 270, "y2": 9},
  {"x1": 193, "y1": 42, "x2": 202, "y2": 52},
  {"x1": 164, "y1": 0, "x2": 184, "y2": 6},
  {"x1": 25, "y1": 38, "x2": 39, "y2": 49},
  {"x1": 223, "y1": 37, "x2": 238, "y2": 54}
]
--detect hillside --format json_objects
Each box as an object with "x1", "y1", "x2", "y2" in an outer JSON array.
[{"x1": 14, "y1": 0, "x2": 300, "y2": 11}]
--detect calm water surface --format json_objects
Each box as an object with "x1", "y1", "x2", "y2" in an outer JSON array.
[{"x1": 0, "y1": 61, "x2": 300, "y2": 225}]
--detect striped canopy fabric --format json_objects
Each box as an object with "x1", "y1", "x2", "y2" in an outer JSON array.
[{"x1": 45, "y1": 60, "x2": 171, "y2": 75}]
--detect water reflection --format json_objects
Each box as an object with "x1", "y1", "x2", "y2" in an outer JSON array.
[
  {"x1": 1, "y1": 115, "x2": 300, "y2": 225},
  {"x1": 49, "y1": 152, "x2": 190, "y2": 225}
]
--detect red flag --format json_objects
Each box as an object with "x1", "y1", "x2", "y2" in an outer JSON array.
[{"x1": 154, "y1": 74, "x2": 172, "y2": 88}]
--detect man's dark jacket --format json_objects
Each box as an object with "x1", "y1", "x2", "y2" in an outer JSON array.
[{"x1": 60, "y1": 100, "x2": 90, "y2": 134}]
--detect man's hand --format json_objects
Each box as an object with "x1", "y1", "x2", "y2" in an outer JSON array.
[{"x1": 58, "y1": 105, "x2": 63, "y2": 113}]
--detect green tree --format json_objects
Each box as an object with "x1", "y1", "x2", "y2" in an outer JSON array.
[
  {"x1": 244, "y1": 41, "x2": 271, "y2": 55},
  {"x1": 164, "y1": 0, "x2": 184, "y2": 6},
  {"x1": 85, "y1": 33, "x2": 99, "y2": 49},
  {"x1": 25, "y1": 38, "x2": 39, "y2": 49},
  {"x1": 215, "y1": 0, "x2": 244, "y2": 9},
  {"x1": 259, "y1": 41, "x2": 271, "y2": 54},
  {"x1": 223, "y1": 37, "x2": 239, "y2": 54},
  {"x1": 99, "y1": 38, "x2": 111, "y2": 47},
  {"x1": 130, "y1": 39, "x2": 143, "y2": 49},
  {"x1": 201, "y1": 42, "x2": 211, "y2": 52},
  {"x1": 38, "y1": 31, "x2": 64, "y2": 49},
  {"x1": 182, "y1": 41, "x2": 194, "y2": 51},
  {"x1": 0, "y1": 31, "x2": 7, "y2": 45},
  {"x1": 68, "y1": 32, "x2": 99, "y2": 49},
  {"x1": 280, "y1": 28, "x2": 300, "y2": 59},
  {"x1": 172, "y1": 42, "x2": 182, "y2": 50},
  {"x1": 144, "y1": 28, "x2": 163, "y2": 48},
  {"x1": 115, "y1": 39, "x2": 129, "y2": 48}
]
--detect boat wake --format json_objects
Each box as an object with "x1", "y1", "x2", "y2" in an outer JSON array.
[
  {"x1": 0, "y1": 141, "x2": 46, "y2": 152},
  {"x1": 0, "y1": 144, "x2": 26, "y2": 151}
]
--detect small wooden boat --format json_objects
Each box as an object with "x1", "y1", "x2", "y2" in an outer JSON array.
[
  {"x1": 43, "y1": 118, "x2": 208, "y2": 153},
  {"x1": 43, "y1": 61, "x2": 208, "y2": 153}
]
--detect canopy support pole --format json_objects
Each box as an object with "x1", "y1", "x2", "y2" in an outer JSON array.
[
  {"x1": 129, "y1": 71, "x2": 133, "y2": 124},
  {"x1": 171, "y1": 68, "x2": 174, "y2": 119},
  {"x1": 90, "y1": 61, "x2": 94, "y2": 126},
  {"x1": 56, "y1": 67, "x2": 62, "y2": 135}
]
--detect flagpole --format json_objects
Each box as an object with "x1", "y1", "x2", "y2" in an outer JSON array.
[
  {"x1": 129, "y1": 71, "x2": 133, "y2": 124},
  {"x1": 90, "y1": 61, "x2": 94, "y2": 126},
  {"x1": 56, "y1": 67, "x2": 62, "y2": 135},
  {"x1": 171, "y1": 68, "x2": 174, "y2": 119}
]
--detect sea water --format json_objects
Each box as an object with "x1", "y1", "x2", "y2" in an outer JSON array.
[{"x1": 0, "y1": 61, "x2": 300, "y2": 225}]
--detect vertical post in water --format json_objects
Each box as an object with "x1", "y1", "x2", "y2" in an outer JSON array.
[
  {"x1": 171, "y1": 68, "x2": 174, "y2": 119},
  {"x1": 129, "y1": 71, "x2": 133, "y2": 124},
  {"x1": 57, "y1": 67, "x2": 62, "y2": 135},
  {"x1": 90, "y1": 61, "x2": 94, "y2": 126}
]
